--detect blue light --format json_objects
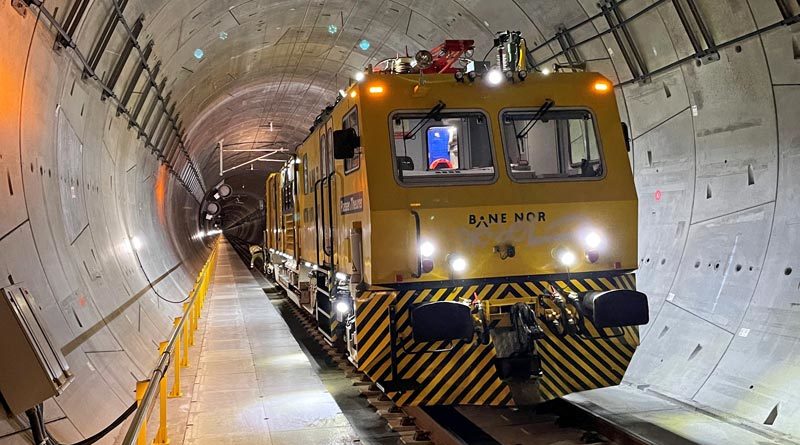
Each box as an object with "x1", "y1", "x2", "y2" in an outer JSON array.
[
  {"x1": 219, "y1": 31, "x2": 228, "y2": 40},
  {"x1": 194, "y1": 48, "x2": 204, "y2": 60},
  {"x1": 327, "y1": 24, "x2": 338, "y2": 34},
  {"x1": 358, "y1": 39, "x2": 370, "y2": 51}
]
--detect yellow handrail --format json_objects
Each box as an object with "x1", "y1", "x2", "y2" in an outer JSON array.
[{"x1": 122, "y1": 238, "x2": 220, "y2": 445}]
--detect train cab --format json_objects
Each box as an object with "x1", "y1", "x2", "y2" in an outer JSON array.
[{"x1": 266, "y1": 37, "x2": 647, "y2": 406}]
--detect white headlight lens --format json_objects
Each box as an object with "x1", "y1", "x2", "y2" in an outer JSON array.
[
  {"x1": 335, "y1": 301, "x2": 350, "y2": 314},
  {"x1": 420, "y1": 241, "x2": 435, "y2": 258},
  {"x1": 585, "y1": 232, "x2": 602, "y2": 250},
  {"x1": 354, "y1": 71, "x2": 365, "y2": 82},
  {"x1": 486, "y1": 69, "x2": 504, "y2": 85},
  {"x1": 335, "y1": 272, "x2": 348, "y2": 281},
  {"x1": 558, "y1": 250, "x2": 576, "y2": 267},
  {"x1": 450, "y1": 257, "x2": 467, "y2": 272}
]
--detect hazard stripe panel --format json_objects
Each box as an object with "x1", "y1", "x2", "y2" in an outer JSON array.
[{"x1": 354, "y1": 272, "x2": 638, "y2": 406}]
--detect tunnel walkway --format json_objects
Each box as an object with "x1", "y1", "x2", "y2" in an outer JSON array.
[{"x1": 177, "y1": 241, "x2": 357, "y2": 445}]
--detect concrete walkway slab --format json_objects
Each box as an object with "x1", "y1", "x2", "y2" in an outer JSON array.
[{"x1": 178, "y1": 241, "x2": 358, "y2": 445}]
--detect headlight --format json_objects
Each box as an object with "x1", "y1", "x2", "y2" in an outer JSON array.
[
  {"x1": 585, "y1": 232, "x2": 602, "y2": 250},
  {"x1": 420, "y1": 241, "x2": 435, "y2": 258},
  {"x1": 486, "y1": 69, "x2": 504, "y2": 85},
  {"x1": 558, "y1": 249, "x2": 576, "y2": 267},
  {"x1": 335, "y1": 272, "x2": 348, "y2": 281},
  {"x1": 449, "y1": 256, "x2": 467, "y2": 272},
  {"x1": 335, "y1": 301, "x2": 350, "y2": 314}
]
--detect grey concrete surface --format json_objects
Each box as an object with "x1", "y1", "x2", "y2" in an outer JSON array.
[
  {"x1": 0, "y1": 0, "x2": 798, "y2": 444},
  {"x1": 178, "y1": 241, "x2": 357, "y2": 445}
]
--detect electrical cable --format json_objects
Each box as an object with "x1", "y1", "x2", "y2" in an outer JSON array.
[
  {"x1": 132, "y1": 248, "x2": 190, "y2": 304},
  {"x1": 481, "y1": 44, "x2": 498, "y2": 62},
  {"x1": 24, "y1": 407, "x2": 46, "y2": 445},
  {"x1": 36, "y1": 401, "x2": 137, "y2": 445}
]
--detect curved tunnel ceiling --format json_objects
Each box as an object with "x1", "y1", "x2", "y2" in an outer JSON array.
[{"x1": 1, "y1": 0, "x2": 799, "y2": 443}]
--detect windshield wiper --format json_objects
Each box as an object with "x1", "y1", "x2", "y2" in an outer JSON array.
[
  {"x1": 516, "y1": 99, "x2": 555, "y2": 139},
  {"x1": 404, "y1": 101, "x2": 446, "y2": 140}
]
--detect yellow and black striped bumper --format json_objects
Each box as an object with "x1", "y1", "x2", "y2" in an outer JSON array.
[{"x1": 354, "y1": 272, "x2": 639, "y2": 406}]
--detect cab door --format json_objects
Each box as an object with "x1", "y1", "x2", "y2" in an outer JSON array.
[
  {"x1": 317, "y1": 127, "x2": 335, "y2": 267},
  {"x1": 315, "y1": 123, "x2": 337, "y2": 340}
]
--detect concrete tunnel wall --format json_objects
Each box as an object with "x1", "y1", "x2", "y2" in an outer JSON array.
[
  {"x1": 0, "y1": 5, "x2": 210, "y2": 443},
  {"x1": 0, "y1": 0, "x2": 799, "y2": 443}
]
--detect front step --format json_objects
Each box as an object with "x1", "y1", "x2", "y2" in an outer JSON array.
[
  {"x1": 399, "y1": 431, "x2": 433, "y2": 445},
  {"x1": 359, "y1": 384, "x2": 382, "y2": 397}
]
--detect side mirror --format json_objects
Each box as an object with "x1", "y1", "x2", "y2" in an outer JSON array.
[
  {"x1": 333, "y1": 128, "x2": 359, "y2": 159},
  {"x1": 621, "y1": 122, "x2": 631, "y2": 153}
]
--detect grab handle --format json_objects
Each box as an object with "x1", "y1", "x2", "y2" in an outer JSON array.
[{"x1": 410, "y1": 209, "x2": 421, "y2": 278}]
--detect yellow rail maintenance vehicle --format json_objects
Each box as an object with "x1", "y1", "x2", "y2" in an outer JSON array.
[{"x1": 266, "y1": 33, "x2": 648, "y2": 407}]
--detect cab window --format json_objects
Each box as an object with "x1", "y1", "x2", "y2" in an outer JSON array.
[
  {"x1": 302, "y1": 154, "x2": 309, "y2": 194},
  {"x1": 320, "y1": 131, "x2": 330, "y2": 178},
  {"x1": 501, "y1": 109, "x2": 603, "y2": 181},
  {"x1": 391, "y1": 111, "x2": 494, "y2": 185},
  {"x1": 343, "y1": 108, "x2": 360, "y2": 174}
]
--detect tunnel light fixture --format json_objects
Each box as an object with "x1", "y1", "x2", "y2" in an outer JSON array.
[
  {"x1": 486, "y1": 69, "x2": 504, "y2": 86},
  {"x1": 194, "y1": 48, "x2": 205, "y2": 60},
  {"x1": 358, "y1": 39, "x2": 371, "y2": 51},
  {"x1": 218, "y1": 184, "x2": 232, "y2": 198},
  {"x1": 131, "y1": 237, "x2": 143, "y2": 251},
  {"x1": 328, "y1": 24, "x2": 338, "y2": 34},
  {"x1": 219, "y1": 31, "x2": 228, "y2": 40}
]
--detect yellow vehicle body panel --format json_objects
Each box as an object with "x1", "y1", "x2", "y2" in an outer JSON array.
[{"x1": 265, "y1": 71, "x2": 641, "y2": 406}]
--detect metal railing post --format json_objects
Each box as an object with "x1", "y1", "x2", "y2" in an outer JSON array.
[
  {"x1": 135, "y1": 380, "x2": 149, "y2": 445},
  {"x1": 181, "y1": 318, "x2": 189, "y2": 367},
  {"x1": 169, "y1": 317, "x2": 182, "y2": 397},
  {"x1": 186, "y1": 301, "x2": 195, "y2": 346},
  {"x1": 154, "y1": 342, "x2": 169, "y2": 445}
]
